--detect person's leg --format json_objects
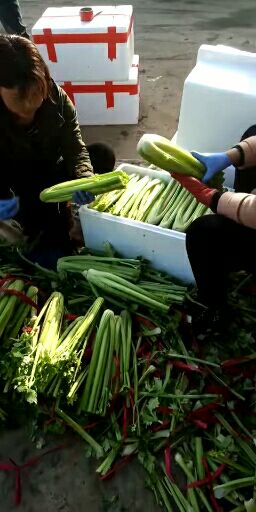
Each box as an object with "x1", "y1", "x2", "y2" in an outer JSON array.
[
  {"x1": 87, "y1": 143, "x2": 116, "y2": 173},
  {"x1": 11, "y1": 159, "x2": 72, "y2": 264},
  {"x1": 186, "y1": 214, "x2": 256, "y2": 309},
  {"x1": 0, "y1": 0, "x2": 28, "y2": 37},
  {"x1": 234, "y1": 125, "x2": 256, "y2": 193}
]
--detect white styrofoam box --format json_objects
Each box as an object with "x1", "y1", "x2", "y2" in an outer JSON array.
[
  {"x1": 79, "y1": 164, "x2": 194, "y2": 283},
  {"x1": 32, "y1": 5, "x2": 134, "y2": 81},
  {"x1": 176, "y1": 44, "x2": 256, "y2": 153},
  {"x1": 59, "y1": 54, "x2": 140, "y2": 125},
  {"x1": 171, "y1": 131, "x2": 236, "y2": 188}
]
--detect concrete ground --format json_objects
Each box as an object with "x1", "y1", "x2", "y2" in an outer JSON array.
[
  {"x1": 1, "y1": 0, "x2": 256, "y2": 510},
  {"x1": 22, "y1": 0, "x2": 256, "y2": 159}
]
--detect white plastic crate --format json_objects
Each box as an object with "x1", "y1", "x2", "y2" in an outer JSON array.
[
  {"x1": 176, "y1": 44, "x2": 256, "y2": 153},
  {"x1": 79, "y1": 164, "x2": 195, "y2": 283},
  {"x1": 59, "y1": 54, "x2": 140, "y2": 125},
  {"x1": 32, "y1": 5, "x2": 134, "y2": 82}
]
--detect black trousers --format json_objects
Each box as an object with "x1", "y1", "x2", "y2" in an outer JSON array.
[
  {"x1": 4, "y1": 142, "x2": 115, "y2": 249},
  {"x1": 0, "y1": 0, "x2": 27, "y2": 36},
  {"x1": 186, "y1": 126, "x2": 256, "y2": 308}
]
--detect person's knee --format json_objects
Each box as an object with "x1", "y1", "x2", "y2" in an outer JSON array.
[
  {"x1": 87, "y1": 142, "x2": 116, "y2": 174},
  {"x1": 186, "y1": 214, "x2": 223, "y2": 252},
  {"x1": 186, "y1": 215, "x2": 212, "y2": 241}
]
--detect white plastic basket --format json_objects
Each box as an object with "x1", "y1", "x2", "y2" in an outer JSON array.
[{"x1": 79, "y1": 164, "x2": 195, "y2": 283}]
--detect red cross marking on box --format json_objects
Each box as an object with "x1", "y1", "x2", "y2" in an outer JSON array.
[
  {"x1": 32, "y1": 16, "x2": 134, "y2": 63},
  {"x1": 62, "y1": 80, "x2": 139, "y2": 109}
]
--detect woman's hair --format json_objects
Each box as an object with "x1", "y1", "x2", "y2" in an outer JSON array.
[{"x1": 0, "y1": 35, "x2": 52, "y2": 99}]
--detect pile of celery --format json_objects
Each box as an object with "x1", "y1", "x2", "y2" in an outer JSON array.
[
  {"x1": 90, "y1": 173, "x2": 211, "y2": 231},
  {"x1": 90, "y1": 134, "x2": 225, "y2": 232},
  {"x1": 0, "y1": 246, "x2": 255, "y2": 512}
]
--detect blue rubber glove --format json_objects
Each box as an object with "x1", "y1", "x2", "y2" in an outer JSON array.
[
  {"x1": 191, "y1": 151, "x2": 232, "y2": 184},
  {"x1": 0, "y1": 197, "x2": 19, "y2": 220},
  {"x1": 72, "y1": 190, "x2": 95, "y2": 205}
]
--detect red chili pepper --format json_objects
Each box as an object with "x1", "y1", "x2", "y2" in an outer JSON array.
[
  {"x1": 221, "y1": 356, "x2": 254, "y2": 368},
  {"x1": 157, "y1": 339, "x2": 165, "y2": 351},
  {"x1": 192, "y1": 419, "x2": 208, "y2": 429},
  {"x1": 171, "y1": 360, "x2": 204, "y2": 374},
  {"x1": 151, "y1": 419, "x2": 170, "y2": 432},
  {"x1": 188, "y1": 401, "x2": 220, "y2": 425},
  {"x1": 83, "y1": 421, "x2": 98, "y2": 430},
  {"x1": 203, "y1": 458, "x2": 224, "y2": 512},
  {"x1": 0, "y1": 276, "x2": 17, "y2": 286},
  {"x1": 145, "y1": 351, "x2": 152, "y2": 368},
  {"x1": 188, "y1": 462, "x2": 225, "y2": 489},
  {"x1": 164, "y1": 445, "x2": 174, "y2": 481},
  {"x1": 204, "y1": 384, "x2": 230, "y2": 400},
  {"x1": 83, "y1": 347, "x2": 92, "y2": 360},
  {"x1": 223, "y1": 366, "x2": 255, "y2": 380},
  {"x1": 99, "y1": 454, "x2": 134, "y2": 480},
  {"x1": 129, "y1": 388, "x2": 135, "y2": 408},
  {"x1": 112, "y1": 355, "x2": 120, "y2": 386},
  {"x1": 64, "y1": 313, "x2": 79, "y2": 321},
  {"x1": 190, "y1": 401, "x2": 220, "y2": 416},
  {"x1": 157, "y1": 406, "x2": 173, "y2": 414},
  {"x1": 0, "y1": 287, "x2": 40, "y2": 312},
  {"x1": 154, "y1": 369, "x2": 163, "y2": 379},
  {"x1": 122, "y1": 404, "x2": 128, "y2": 439},
  {"x1": 137, "y1": 341, "x2": 151, "y2": 357}
]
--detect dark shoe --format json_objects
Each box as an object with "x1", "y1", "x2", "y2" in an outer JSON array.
[{"x1": 192, "y1": 305, "x2": 233, "y2": 340}]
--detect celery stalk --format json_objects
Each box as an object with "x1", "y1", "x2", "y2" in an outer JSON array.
[
  {"x1": 84, "y1": 269, "x2": 169, "y2": 312},
  {"x1": 56, "y1": 407, "x2": 103, "y2": 457},
  {"x1": 174, "y1": 453, "x2": 200, "y2": 512},
  {"x1": 40, "y1": 170, "x2": 129, "y2": 202},
  {"x1": 145, "y1": 179, "x2": 180, "y2": 225},
  {"x1": 214, "y1": 477, "x2": 256, "y2": 499}
]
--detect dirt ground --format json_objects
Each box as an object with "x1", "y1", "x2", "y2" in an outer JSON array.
[
  {"x1": 1, "y1": 0, "x2": 256, "y2": 510},
  {"x1": 22, "y1": 0, "x2": 256, "y2": 159}
]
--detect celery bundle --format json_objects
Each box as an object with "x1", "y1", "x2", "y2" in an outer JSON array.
[
  {"x1": 2, "y1": 291, "x2": 65, "y2": 403},
  {"x1": 0, "y1": 280, "x2": 38, "y2": 341},
  {"x1": 57, "y1": 255, "x2": 142, "y2": 281},
  {"x1": 40, "y1": 170, "x2": 129, "y2": 203},
  {"x1": 137, "y1": 133, "x2": 224, "y2": 189},
  {"x1": 0, "y1": 279, "x2": 24, "y2": 338},
  {"x1": 2, "y1": 294, "x2": 105, "y2": 405},
  {"x1": 3, "y1": 285, "x2": 38, "y2": 343},
  {"x1": 90, "y1": 173, "x2": 211, "y2": 232},
  {"x1": 79, "y1": 309, "x2": 115, "y2": 415},
  {"x1": 46, "y1": 297, "x2": 104, "y2": 400},
  {"x1": 84, "y1": 269, "x2": 170, "y2": 312},
  {"x1": 79, "y1": 308, "x2": 133, "y2": 415},
  {"x1": 139, "y1": 280, "x2": 187, "y2": 306}
]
